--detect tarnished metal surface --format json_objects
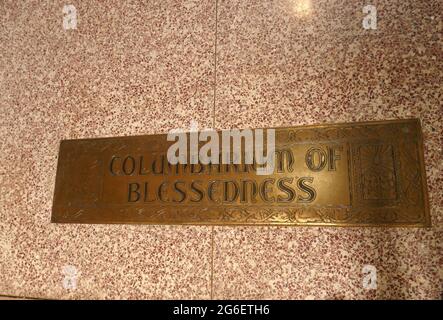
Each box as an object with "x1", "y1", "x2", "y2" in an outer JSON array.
[{"x1": 51, "y1": 119, "x2": 430, "y2": 227}]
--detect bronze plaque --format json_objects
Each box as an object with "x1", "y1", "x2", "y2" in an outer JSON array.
[{"x1": 51, "y1": 119, "x2": 430, "y2": 227}]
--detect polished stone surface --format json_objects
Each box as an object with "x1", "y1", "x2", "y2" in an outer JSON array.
[
  {"x1": 0, "y1": 0, "x2": 215, "y2": 299},
  {"x1": 0, "y1": 0, "x2": 441, "y2": 299},
  {"x1": 213, "y1": 0, "x2": 442, "y2": 299}
]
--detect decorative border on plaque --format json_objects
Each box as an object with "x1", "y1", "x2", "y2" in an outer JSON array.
[{"x1": 52, "y1": 119, "x2": 431, "y2": 227}]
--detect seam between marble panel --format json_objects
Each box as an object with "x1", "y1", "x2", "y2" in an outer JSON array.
[
  {"x1": 0, "y1": 293, "x2": 50, "y2": 300},
  {"x1": 210, "y1": 0, "x2": 219, "y2": 300},
  {"x1": 212, "y1": 0, "x2": 219, "y2": 129},
  {"x1": 210, "y1": 226, "x2": 215, "y2": 299}
]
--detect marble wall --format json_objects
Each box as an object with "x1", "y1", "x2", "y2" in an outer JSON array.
[{"x1": 0, "y1": 0, "x2": 441, "y2": 299}]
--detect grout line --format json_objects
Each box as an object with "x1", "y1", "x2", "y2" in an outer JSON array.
[
  {"x1": 212, "y1": 0, "x2": 218, "y2": 129},
  {"x1": 210, "y1": 0, "x2": 218, "y2": 300},
  {"x1": 210, "y1": 226, "x2": 215, "y2": 299},
  {"x1": 0, "y1": 293, "x2": 50, "y2": 300}
]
